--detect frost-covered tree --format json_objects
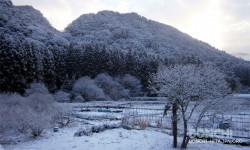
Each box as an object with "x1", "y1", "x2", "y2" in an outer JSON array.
[
  {"x1": 120, "y1": 74, "x2": 142, "y2": 97},
  {"x1": 72, "y1": 76, "x2": 105, "y2": 101},
  {"x1": 0, "y1": 94, "x2": 27, "y2": 134},
  {"x1": 73, "y1": 94, "x2": 85, "y2": 102},
  {"x1": 24, "y1": 82, "x2": 49, "y2": 96},
  {"x1": 95, "y1": 73, "x2": 129, "y2": 100},
  {"x1": 54, "y1": 90, "x2": 71, "y2": 103},
  {"x1": 22, "y1": 93, "x2": 55, "y2": 137},
  {"x1": 53, "y1": 105, "x2": 74, "y2": 127},
  {"x1": 151, "y1": 64, "x2": 231, "y2": 148},
  {"x1": 42, "y1": 49, "x2": 57, "y2": 92},
  {"x1": 0, "y1": 93, "x2": 56, "y2": 139}
]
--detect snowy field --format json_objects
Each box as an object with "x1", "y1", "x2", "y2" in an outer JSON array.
[
  {"x1": 2, "y1": 95, "x2": 250, "y2": 150},
  {"x1": 4, "y1": 127, "x2": 249, "y2": 150}
]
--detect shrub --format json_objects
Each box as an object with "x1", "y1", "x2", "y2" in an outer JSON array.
[
  {"x1": 136, "y1": 118, "x2": 149, "y2": 130},
  {"x1": 73, "y1": 77, "x2": 105, "y2": 101},
  {"x1": 24, "y1": 82, "x2": 49, "y2": 96},
  {"x1": 0, "y1": 94, "x2": 27, "y2": 133},
  {"x1": 121, "y1": 117, "x2": 133, "y2": 130},
  {"x1": 0, "y1": 92, "x2": 58, "y2": 140},
  {"x1": 74, "y1": 123, "x2": 121, "y2": 137},
  {"x1": 28, "y1": 112, "x2": 52, "y2": 137},
  {"x1": 26, "y1": 93, "x2": 54, "y2": 137},
  {"x1": 54, "y1": 105, "x2": 74, "y2": 127},
  {"x1": 54, "y1": 91, "x2": 71, "y2": 102},
  {"x1": 121, "y1": 117, "x2": 149, "y2": 130},
  {"x1": 95, "y1": 73, "x2": 129, "y2": 100},
  {"x1": 27, "y1": 93, "x2": 54, "y2": 113},
  {"x1": 73, "y1": 94, "x2": 85, "y2": 102},
  {"x1": 74, "y1": 127, "x2": 93, "y2": 136},
  {"x1": 120, "y1": 74, "x2": 142, "y2": 97}
]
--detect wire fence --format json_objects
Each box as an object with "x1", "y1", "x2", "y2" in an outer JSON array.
[
  {"x1": 121, "y1": 103, "x2": 250, "y2": 140},
  {"x1": 74, "y1": 101, "x2": 250, "y2": 140},
  {"x1": 196, "y1": 113, "x2": 250, "y2": 139}
]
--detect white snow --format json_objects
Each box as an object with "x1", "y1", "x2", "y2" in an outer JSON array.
[
  {"x1": 0, "y1": 145, "x2": 5, "y2": 150},
  {"x1": 4, "y1": 127, "x2": 248, "y2": 150},
  {"x1": 234, "y1": 94, "x2": 250, "y2": 98}
]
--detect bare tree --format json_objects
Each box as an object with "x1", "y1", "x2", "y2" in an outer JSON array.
[
  {"x1": 54, "y1": 105, "x2": 74, "y2": 127},
  {"x1": 26, "y1": 93, "x2": 55, "y2": 137},
  {"x1": 151, "y1": 64, "x2": 230, "y2": 148}
]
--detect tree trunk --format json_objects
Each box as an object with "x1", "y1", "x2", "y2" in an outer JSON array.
[
  {"x1": 172, "y1": 102, "x2": 178, "y2": 148},
  {"x1": 181, "y1": 120, "x2": 189, "y2": 149}
]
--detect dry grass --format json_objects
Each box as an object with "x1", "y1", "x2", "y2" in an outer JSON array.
[{"x1": 136, "y1": 118, "x2": 149, "y2": 130}]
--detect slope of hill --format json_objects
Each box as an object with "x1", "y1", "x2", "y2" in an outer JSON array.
[
  {"x1": 66, "y1": 11, "x2": 235, "y2": 62},
  {"x1": 0, "y1": 1, "x2": 249, "y2": 93},
  {"x1": 0, "y1": 0, "x2": 68, "y2": 47},
  {"x1": 0, "y1": 1, "x2": 245, "y2": 65},
  {"x1": 233, "y1": 53, "x2": 250, "y2": 61},
  {"x1": 65, "y1": 11, "x2": 250, "y2": 89}
]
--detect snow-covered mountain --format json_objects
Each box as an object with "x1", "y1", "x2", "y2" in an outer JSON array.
[
  {"x1": 0, "y1": 0, "x2": 244, "y2": 63},
  {"x1": 0, "y1": 0, "x2": 68, "y2": 47},
  {"x1": 65, "y1": 11, "x2": 236, "y2": 62},
  {"x1": 0, "y1": 1, "x2": 249, "y2": 93}
]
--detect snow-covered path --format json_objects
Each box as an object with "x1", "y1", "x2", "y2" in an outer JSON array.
[{"x1": 5, "y1": 127, "x2": 249, "y2": 150}]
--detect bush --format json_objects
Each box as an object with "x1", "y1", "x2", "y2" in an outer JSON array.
[
  {"x1": 54, "y1": 91, "x2": 71, "y2": 102},
  {"x1": 0, "y1": 94, "x2": 27, "y2": 134},
  {"x1": 74, "y1": 123, "x2": 121, "y2": 137},
  {"x1": 74, "y1": 127, "x2": 93, "y2": 136},
  {"x1": 121, "y1": 117, "x2": 149, "y2": 130},
  {"x1": 54, "y1": 105, "x2": 74, "y2": 127},
  {"x1": 120, "y1": 74, "x2": 142, "y2": 97},
  {"x1": 27, "y1": 93, "x2": 54, "y2": 113},
  {"x1": 121, "y1": 117, "x2": 134, "y2": 130},
  {"x1": 28, "y1": 112, "x2": 52, "y2": 137},
  {"x1": 73, "y1": 95, "x2": 85, "y2": 102},
  {"x1": 95, "y1": 73, "x2": 129, "y2": 100},
  {"x1": 0, "y1": 92, "x2": 58, "y2": 141},
  {"x1": 24, "y1": 82, "x2": 49, "y2": 96},
  {"x1": 136, "y1": 118, "x2": 149, "y2": 130},
  {"x1": 70, "y1": 92, "x2": 85, "y2": 102},
  {"x1": 25, "y1": 93, "x2": 54, "y2": 137},
  {"x1": 72, "y1": 77, "x2": 105, "y2": 101}
]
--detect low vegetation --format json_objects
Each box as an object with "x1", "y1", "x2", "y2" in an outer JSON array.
[
  {"x1": 74, "y1": 123, "x2": 121, "y2": 137},
  {"x1": 0, "y1": 92, "x2": 73, "y2": 144},
  {"x1": 57, "y1": 73, "x2": 143, "y2": 102}
]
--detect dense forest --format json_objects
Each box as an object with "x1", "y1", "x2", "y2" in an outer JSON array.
[
  {"x1": 0, "y1": 35, "x2": 159, "y2": 94},
  {"x1": 1, "y1": 34, "x2": 249, "y2": 96}
]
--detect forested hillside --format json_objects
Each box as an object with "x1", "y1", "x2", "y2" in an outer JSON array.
[{"x1": 0, "y1": 0, "x2": 249, "y2": 96}]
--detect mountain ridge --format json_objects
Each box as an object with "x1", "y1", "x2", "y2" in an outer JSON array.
[
  {"x1": 65, "y1": 10, "x2": 243, "y2": 66},
  {"x1": 2, "y1": 1, "x2": 248, "y2": 63},
  {"x1": 0, "y1": 1, "x2": 245, "y2": 62}
]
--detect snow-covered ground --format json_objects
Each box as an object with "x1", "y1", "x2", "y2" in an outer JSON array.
[
  {"x1": 4, "y1": 127, "x2": 249, "y2": 150},
  {"x1": 234, "y1": 94, "x2": 250, "y2": 98},
  {"x1": 3, "y1": 98, "x2": 249, "y2": 150}
]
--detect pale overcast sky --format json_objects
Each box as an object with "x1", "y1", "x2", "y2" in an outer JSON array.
[{"x1": 12, "y1": 0, "x2": 250, "y2": 58}]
